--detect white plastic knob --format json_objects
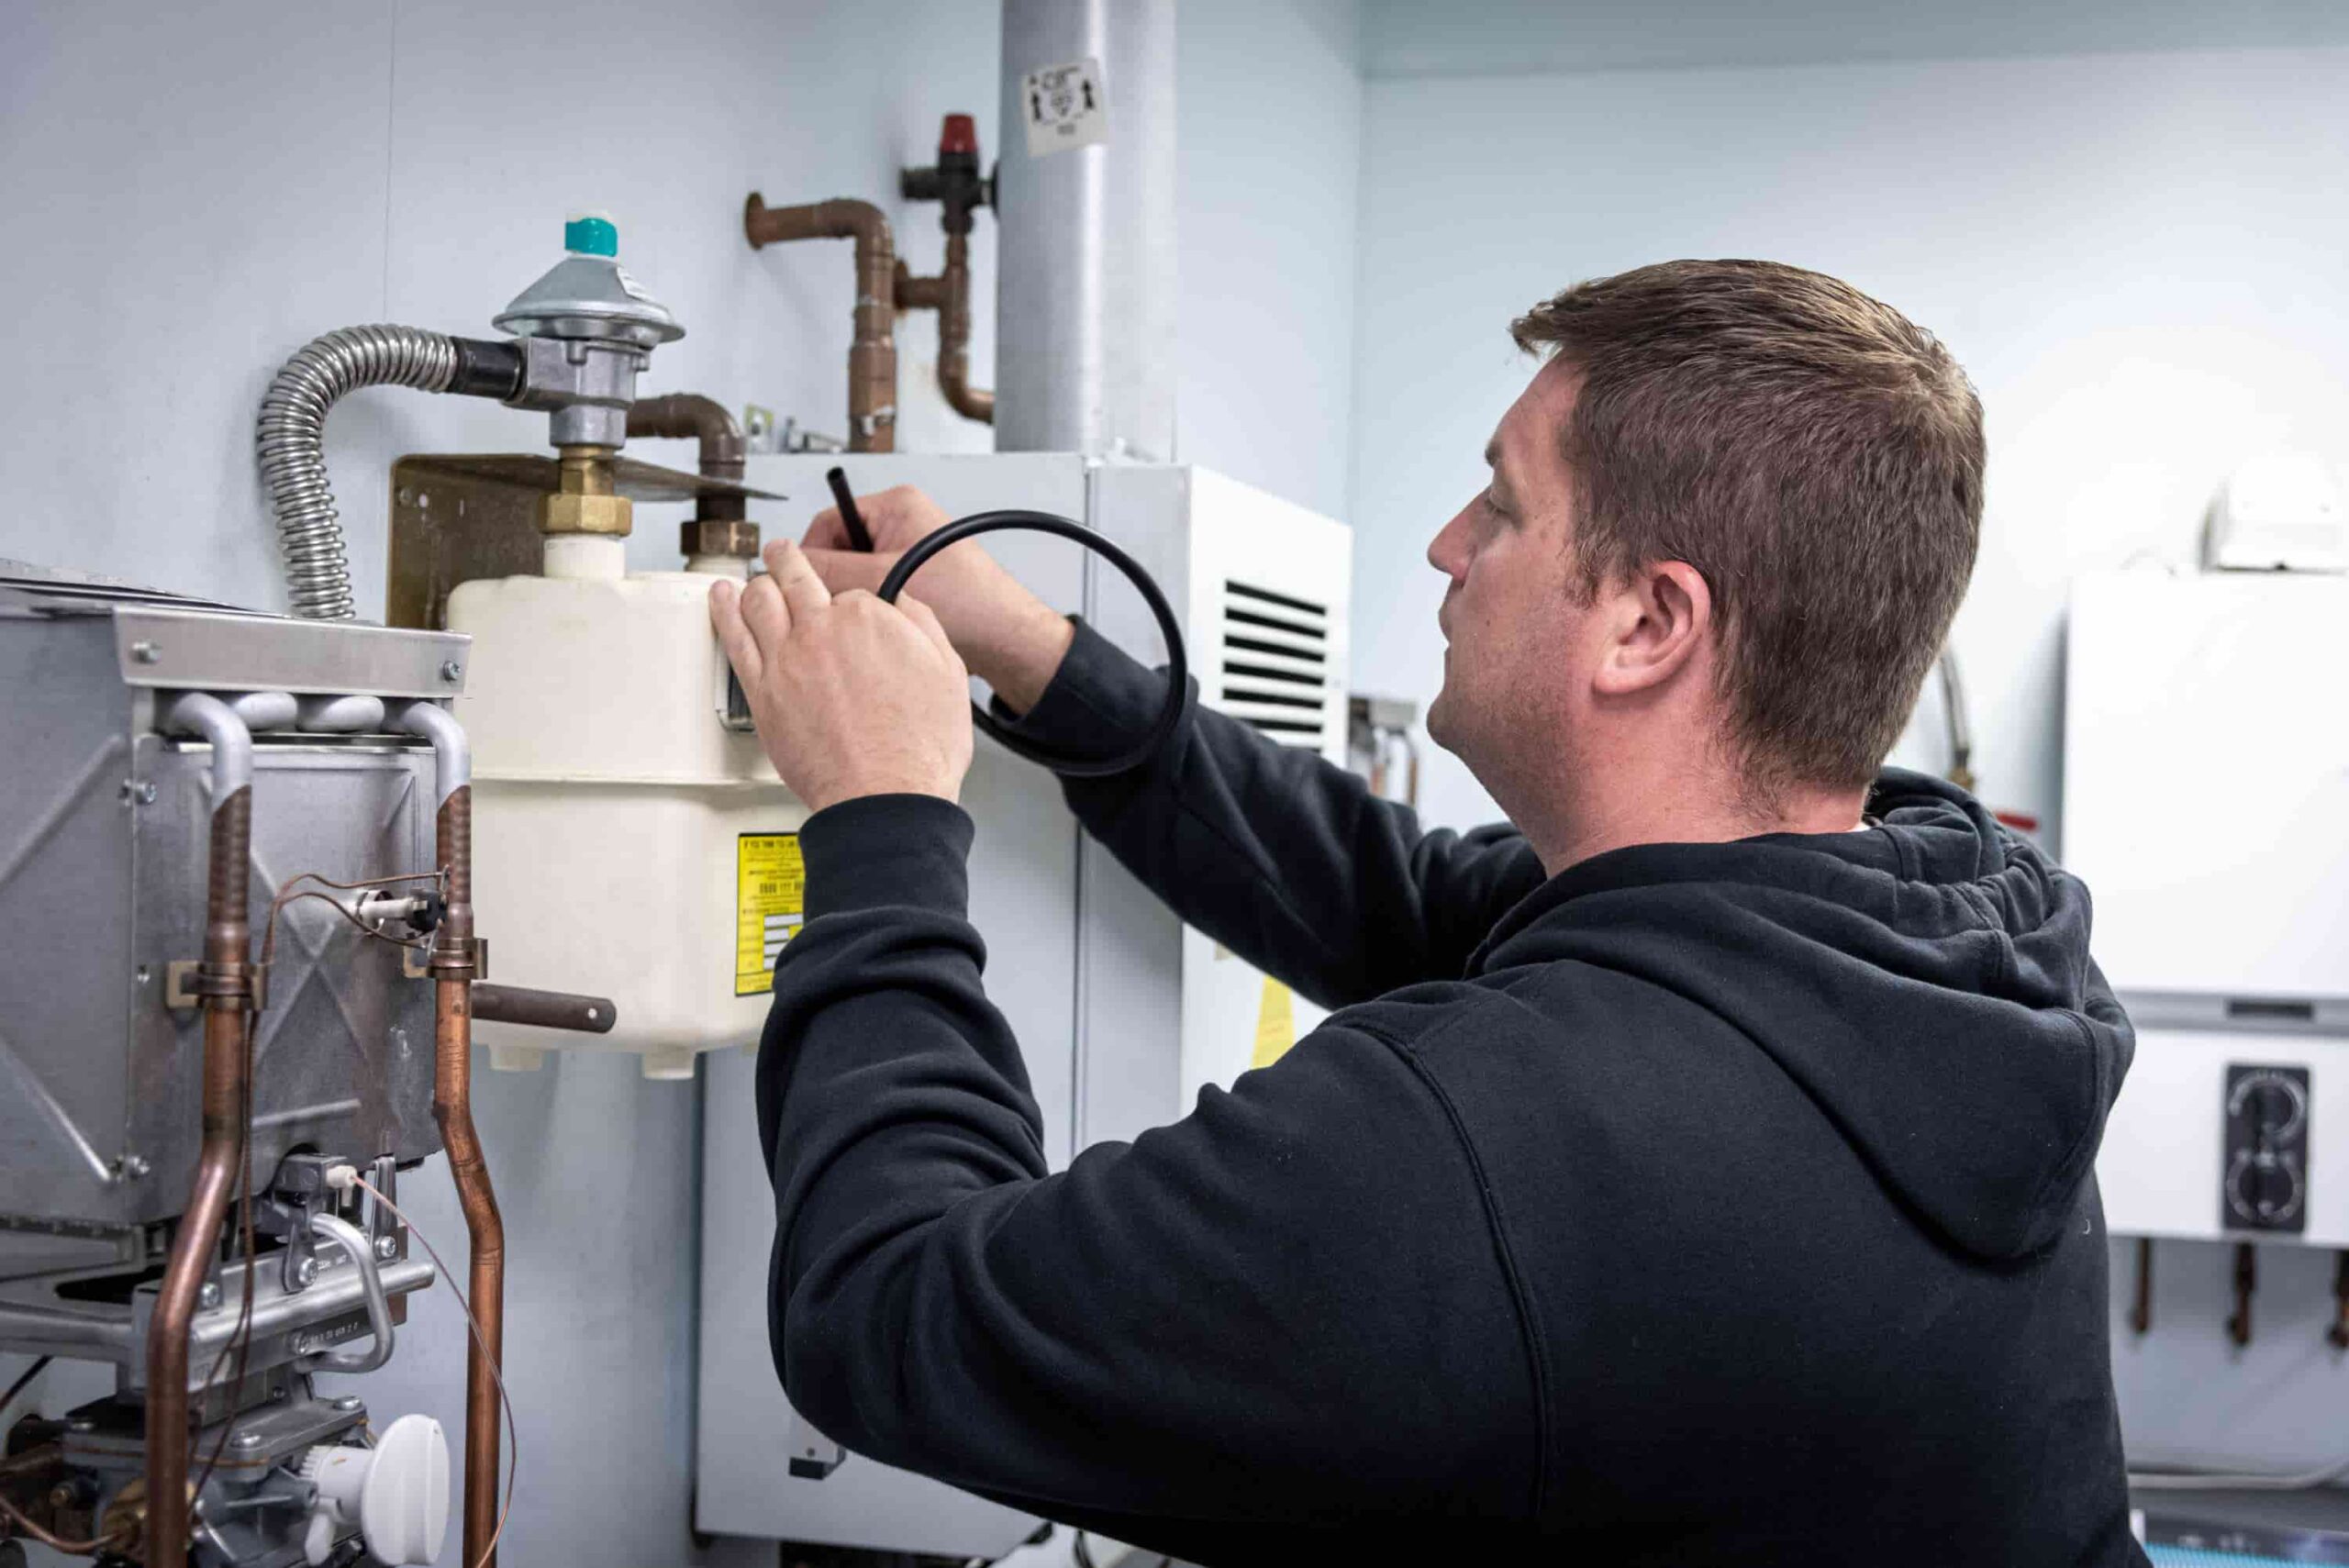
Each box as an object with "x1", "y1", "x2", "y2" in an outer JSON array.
[{"x1": 300, "y1": 1414, "x2": 450, "y2": 1566}]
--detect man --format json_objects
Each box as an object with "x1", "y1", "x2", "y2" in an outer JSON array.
[{"x1": 709, "y1": 260, "x2": 2143, "y2": 1565}]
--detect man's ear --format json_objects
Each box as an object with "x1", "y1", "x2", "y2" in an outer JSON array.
[{"x1": 1592, "y1": 561, "x2": 1711, "y2": 697}]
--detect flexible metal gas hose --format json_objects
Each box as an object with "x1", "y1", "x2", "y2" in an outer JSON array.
[
  {"x1": 256, "y1": 327, "x2": 458, "y2": 620},
  {"x1": 257, "y1": 326, "x2": 524, "y2": 620}
]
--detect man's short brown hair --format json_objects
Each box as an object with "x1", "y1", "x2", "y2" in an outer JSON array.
[{"x1": 1511, "y1": 260, "x2": 1983, "y2": 793}]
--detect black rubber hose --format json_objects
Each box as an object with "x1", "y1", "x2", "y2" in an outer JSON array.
[{"x1": 875, "y1": 510, "x2": 1187, "y2": 779}]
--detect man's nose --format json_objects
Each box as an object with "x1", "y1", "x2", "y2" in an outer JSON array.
[{"x1": 1428, "y1": 508, "x2": 1469, "y2": 580}]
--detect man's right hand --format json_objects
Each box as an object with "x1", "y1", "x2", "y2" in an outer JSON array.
[{"x1": 796, "y1": 485, "x2": 1077, "y2": 715}]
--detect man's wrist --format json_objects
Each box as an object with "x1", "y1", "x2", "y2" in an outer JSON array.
[
  {"x1": 800, "y1": 778, "x2": 961, "y2": 815},
  {"x1": 971, "y1": 607, "x2": 1076, "y2": 717}
]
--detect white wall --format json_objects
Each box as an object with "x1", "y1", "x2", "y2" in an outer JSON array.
[
  {"x1": 1177, "y1": 0, "x2": 1363, "y2": 517},
  {"x1": 0, "y1": 2, "x2": 1364, "y2": 1562},
  {"x1": 1362, "y1": 0, "x2": 2349, "y2": 77},
  {"x1": 1349, "y1": 44, "x2": 2349, "y2": 843},
  {"x1": 1348, "y1": 40, "x2": 2349, "y2": 1476}
]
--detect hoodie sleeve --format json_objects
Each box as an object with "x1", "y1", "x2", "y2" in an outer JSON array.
[
  {"x1": 995, "y1": 619, "x2": 1544, "y2": 1008},
  {"x1": 756, "y1": 793, "x2": 1536, "y2": 1537}
]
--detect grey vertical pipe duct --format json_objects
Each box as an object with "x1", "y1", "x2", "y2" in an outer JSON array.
[{"x1": 995, "y1": 0, "x2": 1176, "y2": 459}]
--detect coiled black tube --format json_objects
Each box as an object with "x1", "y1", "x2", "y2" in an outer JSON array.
[{"x1": 876, "y1": 510, "x2": 1187, "y2": 778}]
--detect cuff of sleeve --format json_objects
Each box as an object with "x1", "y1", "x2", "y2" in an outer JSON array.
[
  {"x1": 798, "y1": 793, "x2": 975, "y2": 921},
  {"x1": 989, "y1": 617, "x2": 1183, "y2": 761}
]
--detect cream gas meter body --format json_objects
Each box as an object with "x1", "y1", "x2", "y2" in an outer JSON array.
[{"x1": 449, "y1": 548, "x2": 806, "y2": 1079}]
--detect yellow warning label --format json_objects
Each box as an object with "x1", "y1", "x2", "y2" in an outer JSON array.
[
  {"x1": 735, "y1": 834, "x2": 806, "y2": 996},
  {"x1": 1251, "y1": 976, "x2": 1297, "y2": 1069}
]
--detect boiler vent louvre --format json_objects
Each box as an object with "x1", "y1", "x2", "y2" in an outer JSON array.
[{"x1": 1218, "y1": 579, "x2": 1335, "y2": 747}]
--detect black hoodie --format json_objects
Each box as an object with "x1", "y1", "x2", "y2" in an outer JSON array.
[{"x1": 756, "y1": 621, "x2": 2147, "y2": 1567}]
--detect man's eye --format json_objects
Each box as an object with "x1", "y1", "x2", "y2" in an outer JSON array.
[{"x1": 1482, "y1": 490, "x2": 1509, "y2": 518}]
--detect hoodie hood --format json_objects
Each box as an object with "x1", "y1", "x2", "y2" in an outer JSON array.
[{"x1": 1468, "y1": 769, "x2": 2133, "y2": 1262}]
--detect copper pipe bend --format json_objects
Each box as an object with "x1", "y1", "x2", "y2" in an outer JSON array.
[{"x1": 744, "y1": 195, "x2": 898, "y2": 452}]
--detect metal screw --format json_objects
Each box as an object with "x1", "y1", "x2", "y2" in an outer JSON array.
[
  {"x1": 374, "y1": 1235, "x2": 400, "y2": 1262},
  {"x1": 295, "y1": 1255, "x2": 319, "y2": 1287},
  {"x1": 129, "y1": 639, "x2": 161, "y2": 664},
  {"x1": 112, "y1": 1154, "x2": 150, "y2": 1184},
  {"x1": 331, "y1": 1396, "x2": 364, "y2": 1414},
  {"x1": 439, "y1": 660, "x2": 462, "y2": 683},
  {"x1": 66, "y1": 1418, "x2": 95, "y2": 1434},
  {"x1": 395, "y1": 487, "x2": 414, "y2": 507},
  {"x1": 135, "y1": 965, "x2": 152, "y2": 984},
  {"x1": 198, "y1": 1282, "x2": 222, "y2": 1309},
  {"x1": 120, "y1": 779, "x2": 156, "y2": 806},
  {"x1": 230, "y1": 1429, "x2": 264, "y2": 1450}
]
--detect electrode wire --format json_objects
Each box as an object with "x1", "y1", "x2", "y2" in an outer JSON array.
[
  {"x1": 262, "y1": 867, "x2": 449, "y2": 965},
  {"x1": 348, "y1": 1175, "x2": 517, "y2": 1568},
  {"x1": 0, "y1": 1355, "x2": 47, "y2": 1427},
  {"x1": 0, "y1": 1488, "x2": 129, "y2": 1556},
  {"x1": 872, "y1": 510, "x2": 1189, "y2": 778},
  {"x1": 264, "y1": 889, "x2": 432, "y2": 961}
]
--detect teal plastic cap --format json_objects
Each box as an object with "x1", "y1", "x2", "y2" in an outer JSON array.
[{"x1": 563, "y1": 213, "x2": 618, "y2": 257}]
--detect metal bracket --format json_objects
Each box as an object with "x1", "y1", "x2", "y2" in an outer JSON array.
[
  {"x1": 787, "y1": 1409, "x2": 847, "y2": 1481},
  {"x1": 163, "y1": 961, "x2": 268, "y2": 1014},
  {"x1": 387, "y1": 452, "x2": 782, "y2": 628},
  {"x1": 402, "y1": 938, "x2": 485, "y2": 981}
]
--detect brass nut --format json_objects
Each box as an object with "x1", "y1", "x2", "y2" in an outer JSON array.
[
  {"x1": 539, "y1": 491, "x2": 633, "y2": 537},
  {"x1": 681, "y1": 519, "x2": 762, "y2": 560}
]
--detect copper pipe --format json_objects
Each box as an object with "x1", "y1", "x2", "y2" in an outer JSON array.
[
  {"x1": 933, "y1": 231, "x2": 994, "y2": 424},
  {"x1": 144, "y1": 786, "x2": 253, "y2": 1566},
  {"x1": 743, "y1": 195, "x2": 897, "y2": 452},
  {"x1": 429, "y1": 783, "x2": 504, "y2": 1567},
  {"x1": 897, "y1": 112, "x2": 994, "y2": 427},
  {"x1": 627, "y1": 393, "x2": 744, "y2": 482},
  {"x1": 896, "y1": 235, "x2": 996, "y2": 425},
  {"x1": 629, "y1": 394, "x2": 746, "y2": 517}
]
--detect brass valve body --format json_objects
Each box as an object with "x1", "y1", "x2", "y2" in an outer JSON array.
[{"x1": 539, "y1": 444, "x2": 632, "y2": 537}]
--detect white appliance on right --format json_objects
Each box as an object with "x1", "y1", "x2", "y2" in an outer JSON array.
[{"x1": 2065, "y1": 565, "x2": 2349, "y2": 1245}]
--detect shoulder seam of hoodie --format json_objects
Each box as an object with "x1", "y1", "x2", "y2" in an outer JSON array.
[
  {"x1": 1948, "y1": 880, "x2": 2020, "y2": 995},
  {"x1": 1353, "y1": 1008, "x2": 1554, "y2": 1522}
]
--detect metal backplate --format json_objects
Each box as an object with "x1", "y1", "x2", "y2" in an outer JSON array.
[
  {"x1": 387, "y1": 452, "x2": 785, "y2": 628},
  {"x1": 120, "y1": 739, "x2": 444, "y2": 1228}
]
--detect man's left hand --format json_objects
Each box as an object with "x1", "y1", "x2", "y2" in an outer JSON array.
[{"x1": 709, "y1": 540, "x2": 974, "y2": 814}]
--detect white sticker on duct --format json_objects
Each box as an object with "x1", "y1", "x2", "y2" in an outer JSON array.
[{"x1": 1022, "y1": 58, "x2": 1108, "y2": 157}]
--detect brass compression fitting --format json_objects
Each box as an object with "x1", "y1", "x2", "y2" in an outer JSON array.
[{"x1": 540, "y1": 444, "x2": 630, "y2": 537}]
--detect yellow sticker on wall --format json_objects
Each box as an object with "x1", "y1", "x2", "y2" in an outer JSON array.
[
  {"x1": 1252, "y1": 976, "x2": 1297, "y2": 1069},
  {"x1": 735, "y1": 833, "x2": 806, "y2": 996}
]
